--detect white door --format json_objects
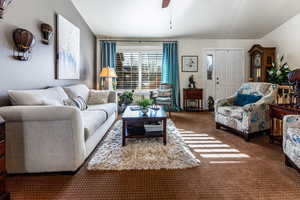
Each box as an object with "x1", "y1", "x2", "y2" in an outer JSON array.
[
  {"x1": 215, "y1": 49, "x2": 244, "y2": 100},
  {"x1": 204, "y1": 49, "x2": 244, "y2": 106}
]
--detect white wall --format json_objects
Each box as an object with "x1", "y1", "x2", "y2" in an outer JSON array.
[
  {"x1": 177, "y1": 39, "x2": 257, "y2": 108},
  {"x1": 259, "y1": 13, "x2": 300, "y2": 70}
]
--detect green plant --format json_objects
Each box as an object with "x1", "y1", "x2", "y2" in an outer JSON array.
[
  {"x1": 268, "y1": 55, "x2": 292, "y2": 85},
  {"x1": 136, "y1": 98, "x2": 153, "y2": 108},
  {"x1": 119, "y1": 91, "x2": 133, "y2": 105}
]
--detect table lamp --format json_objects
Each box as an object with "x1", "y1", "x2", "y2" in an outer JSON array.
[{"x1": 99, "y1": 67, "x2": 117, "y2": 90}]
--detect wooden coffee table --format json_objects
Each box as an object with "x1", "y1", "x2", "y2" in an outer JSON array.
[{"x1": 121, "y1": 106, "x2": 168, "y2": 146}]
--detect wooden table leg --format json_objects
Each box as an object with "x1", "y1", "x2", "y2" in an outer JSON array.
[
  {"x1": 269, "y1": 118, "x2": 274, "y2": 144},
  {"x1": 122, "y1": 120, "x2": 126, "y2": 146},
  {"x1": 163, "y1": 119, "x2": 167, "y2": 145}
]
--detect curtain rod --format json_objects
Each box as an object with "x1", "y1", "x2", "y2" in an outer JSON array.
[{"x1": 99, "y1": 39, "x2": 177, "y2": 43}]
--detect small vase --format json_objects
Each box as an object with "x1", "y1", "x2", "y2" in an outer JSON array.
[{"x1": 141, "y1": 108, "x2": 148, "y2": 115}]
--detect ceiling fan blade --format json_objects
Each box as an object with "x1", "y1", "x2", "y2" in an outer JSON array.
[{"x1": 162, "y1": 0, "x2": 171, "y2": 8}]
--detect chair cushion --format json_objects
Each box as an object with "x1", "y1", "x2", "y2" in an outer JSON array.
[
  {"x1": 82, "y1": 110, "x2": 107, "y2": 140},
  {"x1": 64, "y1": 84, "x2": 90, "y2": 102},
  {"x1": 87, "y1": 103, "x2": 116, "y2": 119},
  {"x1": 8, "y1": 87, "x2": 69, "y2": 106},
  {"x1": 234, "y1": 93, "x2": 262, "y2": 107},
  {"x1": 218, "y1": 106, "x2": 244, "y2": 120}
]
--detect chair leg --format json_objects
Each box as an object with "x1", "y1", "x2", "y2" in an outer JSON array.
[{"x1": 168, "y1": 105, "x2": 171, "y2": 118}]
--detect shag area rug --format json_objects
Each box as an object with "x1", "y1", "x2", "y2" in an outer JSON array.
[{"x1": 87, "y1": 120, "x2": 200, "y2": 171}]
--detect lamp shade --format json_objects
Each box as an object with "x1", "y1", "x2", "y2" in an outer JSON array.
[{"x1": 99, "y1": 67, "x2": 117, "y2": 78}]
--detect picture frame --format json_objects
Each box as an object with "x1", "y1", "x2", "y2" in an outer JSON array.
[
  {"x1": 182, "y1": 56, "x2": 198, "y2": 72},
  {"x1": 56, "y1": 14, "x2": 80, "y2": 80}
]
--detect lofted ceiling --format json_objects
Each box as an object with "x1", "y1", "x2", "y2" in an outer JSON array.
[{"x1": 71, "y1": 0, "x2": 300, "y2": 39}]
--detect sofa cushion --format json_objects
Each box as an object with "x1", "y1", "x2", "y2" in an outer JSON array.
[
  {"x1": 218, "y1": 106, "x2": 244, "y2": 120},
  {"x1": 64, "y1": 84, "x2": 90, "y2": 102},
  {"x1": 87, "y1": 90, "x2": 109, "y2": 105},
  {"x1": 87, "y1": 103, "x2": 116, "y2": 119},
  {"x1": 8, "y1": 87, "x2": 69, "y2": 106},
  {"x1": 82, "y1": 110, "x2": 107, "y2": 140}
]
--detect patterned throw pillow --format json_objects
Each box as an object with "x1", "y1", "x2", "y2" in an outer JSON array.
[
  {"x1": 158, "y1": 89, "x2": 172, "y2": 97},
  {"x1": 87, "y1": 90, "x2": 109, "y2": 105},
  {"x1": 64, "y1": 96, "x2": 88, "y2": 111}
]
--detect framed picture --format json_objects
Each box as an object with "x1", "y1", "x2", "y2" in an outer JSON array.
[
  {"x1": 56, "y1": 14, "x2": 80, "y2": 80},
  {"x1": 182, "y1": 56, "x2": 198, "y2": 72}
]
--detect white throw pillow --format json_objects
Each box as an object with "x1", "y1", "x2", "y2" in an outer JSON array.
[
  {"x1": 8, "y1": 87, "x2": 69, "y2": 106},
  {"x1": 64, "y1": 84, "x2": 90, "y2": 102}
]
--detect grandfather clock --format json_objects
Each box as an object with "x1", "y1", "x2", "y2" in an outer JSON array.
[{"x1": 249, "y1": 44, "x2": 276, "y2": 82}]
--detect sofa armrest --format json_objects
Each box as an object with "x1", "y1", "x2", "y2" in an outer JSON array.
[
  {"x1": 0, "y1": 106, "x2": 81, "y2": 122},
  {"x1": 0, "y1": 106, "x2": 86, "y2": 173},
  {"x1": 283, "y1": 115, "x2": 300, "y2": 134}
]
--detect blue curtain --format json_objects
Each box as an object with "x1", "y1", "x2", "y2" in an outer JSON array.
[
  {"x1": 162, "y1": 42, "x2": 181, "y2": 111},
  {"x1": 100, "y1": 41, "x2": 116, "y2": 68}
]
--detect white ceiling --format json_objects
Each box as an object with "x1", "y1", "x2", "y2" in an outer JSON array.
[{"x1": 71, "y1": 0, "x2": 300, "y2": 39}]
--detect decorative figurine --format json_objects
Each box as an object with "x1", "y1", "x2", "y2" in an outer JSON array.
[
  {"x1": 189, "y1": 75, "x2": 196, "y2": 88},
  {"x1": 208, "y1": 96, "x2": 215, "y2": 112}
]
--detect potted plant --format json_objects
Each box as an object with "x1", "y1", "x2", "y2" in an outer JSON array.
[
  {"x1": 268, "y1": 55, "x2": 292, "y2": 85},
  {"x1": 136, "y1": 98, "x2": 153, "y2": 115},
  {"x1": 118, "y1": 91, "x2": 134, "y2": 113},
  {"x1": 119, "y1": 91, "x2": 133, "y2": 105}
]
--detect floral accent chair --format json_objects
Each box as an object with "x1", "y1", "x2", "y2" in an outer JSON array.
[
  {"x1": 215, "y1": 82, "x2": 278, "y2": 141},
  {"x1": 283, "y1": 115, "x2": 300, "y2": 171}
]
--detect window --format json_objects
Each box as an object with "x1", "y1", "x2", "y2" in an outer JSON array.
[{"x1": 116, "y1": 44, "x2": 162, "y2": 90}]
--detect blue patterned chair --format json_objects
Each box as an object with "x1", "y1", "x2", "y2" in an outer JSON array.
[
  {"x1": 215, "y1": 82, "x2": 278, "y2": 141},
  {"x1": 283, "y1": 115, "x2": 300, "y2": 171}
]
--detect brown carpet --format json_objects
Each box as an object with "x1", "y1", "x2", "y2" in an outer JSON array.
[{"x1": 7, "y1": 112, "x2": 300, "y2": 200}]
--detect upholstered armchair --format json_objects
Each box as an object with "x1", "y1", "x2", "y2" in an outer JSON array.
[
  {"x1": 283, "y1": 115, "x2": 300, "y2": 170},
  {"x1": 215, "y1": 82, "x2": 278, "y2": 141}
]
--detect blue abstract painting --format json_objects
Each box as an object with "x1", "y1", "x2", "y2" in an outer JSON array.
[{"x1": 57, "y1": 15, "x2": 80, "y2": 80}]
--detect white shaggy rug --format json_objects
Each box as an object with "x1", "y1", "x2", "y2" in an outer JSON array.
[{"x1": 87, "y1": 120, "x2": 200, "y2": 171}]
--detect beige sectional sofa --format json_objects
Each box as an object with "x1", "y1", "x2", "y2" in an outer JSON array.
[{"x1": 0, "y1": 84, "x2": 117, "y2": 174}]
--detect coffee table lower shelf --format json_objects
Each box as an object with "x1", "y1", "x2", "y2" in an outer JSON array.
[{"x1": 122, "y1": 120, "x2": 167, "y2": 146}]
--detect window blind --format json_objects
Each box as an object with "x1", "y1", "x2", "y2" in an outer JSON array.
[{"x1": 116, "y1": 45, "x2": 162, "y2": 90}]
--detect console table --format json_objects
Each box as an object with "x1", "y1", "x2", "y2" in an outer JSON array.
[
  {"x1": 0, "y1": 117, "x2": 9, "y2": 200},
  {"x1": 183, "y1": 88, "x2": 203, "y2": 112},
  {"x1": 269, "y1": 104, "x2": 300, "y2": 144}
]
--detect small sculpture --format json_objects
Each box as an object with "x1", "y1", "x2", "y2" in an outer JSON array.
[
  {"x1": 208, "y1": 96, "x2": 215, "y2": 112},
  {"x1": 188, "y1": 75, "x2": 196, "y2": 88},
  {"x1": 41, "y1": 23, "x2": 54, "y2": 45}
]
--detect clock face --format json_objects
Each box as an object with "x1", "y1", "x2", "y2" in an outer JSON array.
[{"x1": 254, "y1": 53, "x2": 261, "y2": 67}]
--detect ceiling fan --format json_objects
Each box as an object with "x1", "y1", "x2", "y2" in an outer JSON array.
[{"x1": 162, "y1": 0, "x2": 171, "y2": 8}]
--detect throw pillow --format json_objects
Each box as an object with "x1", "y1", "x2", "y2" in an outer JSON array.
[
  {"x1": 87, "y1": 90, "x2": 109, "y2": 105},
  {"x1": 64, "y1": 96, "x2": 88, "y2": 111},
  {"x1": 234, "y1": 93, "x2": 262, "y2": 107},
  {"x1": 158, "y1": 89, "x2": 172, "y2": 97}
]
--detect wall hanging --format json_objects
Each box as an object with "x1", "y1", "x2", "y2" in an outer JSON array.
[
  {"x1": 12, "y1": 28, "x2": 36, "y2": 61},
  {"x1": 0, "y1": 0, "x2": 13, "y2": 19},
  {"x1": 41, "y1": 23, "x2": 53, "y2": 45},
  {"x1": 57, "y1": 14, "x2": 80, "y2": 80}
]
